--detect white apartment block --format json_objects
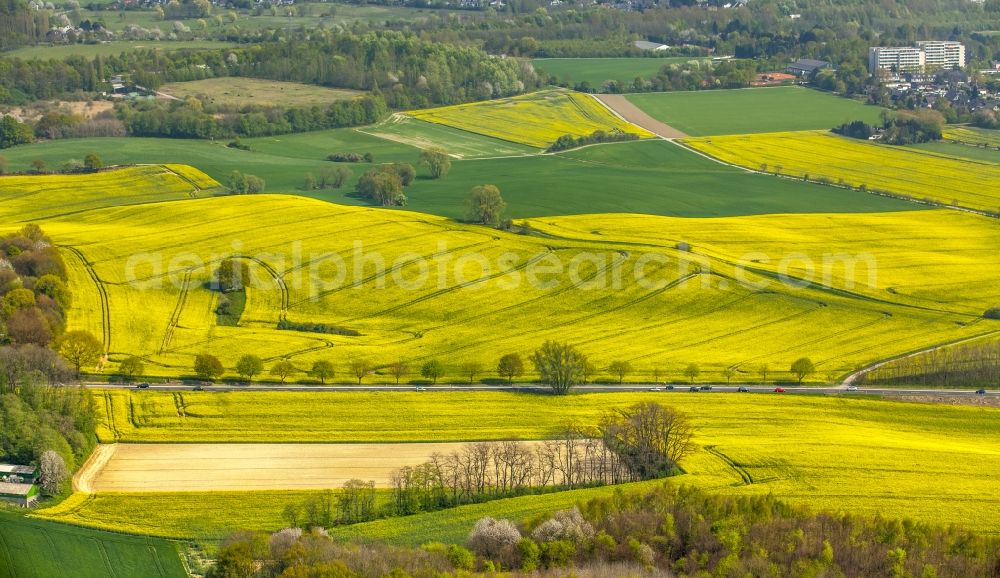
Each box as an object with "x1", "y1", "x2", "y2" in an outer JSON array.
[
  {"x1": 916, "y1": 41, "x2": 966, "y2": 70},
  {"x1": 868, "y1": 41, "x2": 965, "y2": 73},
  {"x1": 869, "y1": 46, "x2": 924, "y2": 72}
]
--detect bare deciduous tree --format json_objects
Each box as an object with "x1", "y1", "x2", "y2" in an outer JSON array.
[{"x1": 599, "y1": 402, "x2": 696, "y2": 480}]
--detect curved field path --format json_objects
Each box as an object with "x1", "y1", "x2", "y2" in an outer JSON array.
[{"x1": 594, "y1": 94, "x2": 689, "y2": 139}]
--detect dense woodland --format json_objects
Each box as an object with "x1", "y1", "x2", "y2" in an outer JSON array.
[
  {"x1": 211, "y1": 483, "x2": 1000, "y2": 577},
  {"x1": 0, "y1": 225, "x2": 97, "y2": 491},
  {"x1": 0, "y1": 0, "x2": 998, "y2": 142},
  {"x1": 1, "y1": 0, "x2": 999, "y2": 104}
]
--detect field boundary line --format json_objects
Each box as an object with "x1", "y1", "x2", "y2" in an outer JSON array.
[
  {"x1": 675, "y1": 137, "x2": 999, "y2": 219},
  {"x1": 704, "y1": 445, "x2": 753, "y2": 486}
]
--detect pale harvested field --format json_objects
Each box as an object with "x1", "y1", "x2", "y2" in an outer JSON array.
[{"x1": 83, "y1": 442, "x2": 541, "y2": 491}]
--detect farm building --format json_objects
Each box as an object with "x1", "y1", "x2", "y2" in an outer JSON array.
[
  {"x1": 633, "y1": 40, "x2": 669, "y2": 51},
  {"x1": 786, "y1": 58, "x2": 833, "y2": 77},
  {"x1": 0, "y1": 481, "x2": 39, "y2": 508},
  {"x1": 0, "y1": 464, "x2": 40, "y2": 507},
  {"x1": 0, "y1": 464, "x2": 38, "y2": 481}
]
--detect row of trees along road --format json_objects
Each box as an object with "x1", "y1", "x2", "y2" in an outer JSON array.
[{"x1": 179, "y1": 343, "x2": 818, "y2": 389}]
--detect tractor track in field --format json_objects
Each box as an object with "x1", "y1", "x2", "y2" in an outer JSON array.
[
  {"x1": 288, "y1": 240, "x2": 490, "y2": 308},
  {"x1": 262, "y1": 340, "x2": 334, "y2": 363},
  {"x1": 61, "y1": 246, "x2": 112, "y2": 354},
  {"x1": 390, "y1": 251, "x2": 635, "y2": 364},
  {"x1": 731, "y1": 311, "x2": 892, "y2": 370},
  {"x1": 411, "y1": 270, "x2": 702, "y2": 359},
  {"x1": 344, "y1": 248, "x2": 558, "y2": 322},
  {"x1": 238, "y1": 255, "x2": 289, "y2": 319},
  {"x1": 704, "y1": 445, "x2": 753, "y2": 486},
  {"x1": 817, "y1": 312, "x2": 966, "y2": 369},
  {"x1": 161, "y1": 164, "x2": 203, "y2": 197},
  {"x1": 625, "y1": 303, "x2": 824, "y2": 365},
  {"x1": 158, "y1": 270, "x2": 192, "y2": 355},
  {"x1": 423, "y1": 250, "x2": 631, "y2": 334},
  {"x1": 101, "y1": 392, "x2": 121, "y2": 440},
  {"x1": 172, "y1": 392, "x2": 187, "y2": 417}
]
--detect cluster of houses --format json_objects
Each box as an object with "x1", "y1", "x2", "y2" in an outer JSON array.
[
  {"x1": 0, "y1": 464, "x2": 40, "y2": 508},
  {"x1": 878, "y1": 70, "x2": 1000, "y2": 115}
]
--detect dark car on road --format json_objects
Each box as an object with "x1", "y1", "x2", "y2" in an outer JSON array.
[
  {"x1": 700, "y1": 385, "x2": 713, "y2": 391},
  {"x1": 977, "y1": 389, "x2": 987, "y2": 395},
  {"x1": 738, "y1": 386, "x2": 750, "y2": 392},
  {"x1": 689, "y1": 386, "x2": 699, "y2": 392},
  {"x1": 136, "y1": 382, "x2": 150, "y2": 389}
]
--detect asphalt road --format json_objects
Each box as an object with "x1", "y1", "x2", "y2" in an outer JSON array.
[{"x1": 78, "y1": 382, "x2": 995, "y2": 397}]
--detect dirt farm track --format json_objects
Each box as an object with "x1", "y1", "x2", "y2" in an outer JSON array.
[{"x1": 75, "y1": 443, "x2": 539, "y2": 492}]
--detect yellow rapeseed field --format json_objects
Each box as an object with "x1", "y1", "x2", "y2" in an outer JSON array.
[
  {"x1": 683, "y1": 131, "x2": 1000, "y2": 213},
  {"x1": 942, "y1": 126, "x2": 1000, "y2": 148},
  {"x1": 43, "y1": 194, "x2": 998, "y2": 383},
  {"x1": 408, "y1": 88, "x2": 654, "y2": 148},
  {"x1": 0, "y1": 164, "x2": 221, "y2": 222},
  {"x1": 43, "y1": 391, "x2": 1000, "y2": 538},
  {"x1": 6, "y1": 166, "x2": 999, "y2": 382},
  {"x1": 528, "y1": 209, "x2": 1000, "y2": 317}
]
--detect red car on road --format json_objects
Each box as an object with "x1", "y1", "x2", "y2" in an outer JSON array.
[{"x1": 774, "y1": 387, "x2": 786, "y2": 393}]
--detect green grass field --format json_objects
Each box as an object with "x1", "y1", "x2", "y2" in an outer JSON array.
[
  {"x1": 0, "y1": 131, "x2": 421, "y2": 199},
  {"x1": 328, "y1": 480, "x2": 668, "y2": 546},
  {"x1": 0, "y1": 136, "x2": 918, "y2": 219},
  {"x1": 0, "y1": 511, "x2": 186, "y2": 578},
  {"x1": 158, "y1": 78, "x2": 363, "y2": 108},
  {"x1": 409, "y1": 88, "x2": 654, "y2": 148},
  {"x1": 37, "y1": 482, "x2": 664, "y2": 542},
  {"x1": 40, "y1": 391, "x2": 1000, "y2": 540},
  {"x1": 909, "y1": 141, "x2": 1000, "y2": 164},
  {"x1": 361, "y1": 115, "x2": 540, "y2": 159},
  {"x1": 533, "y1": 57, "x2": 704, "y2": 87},
  {"x1": 389, "y1": 139, "x2": 916, "y2": 219},
  {"x1": 627, "y1": 87, "x2": 885, "y2": 136},
  {"x1": 35, "y1": 491, "x2": 338, "y2": 540}
]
